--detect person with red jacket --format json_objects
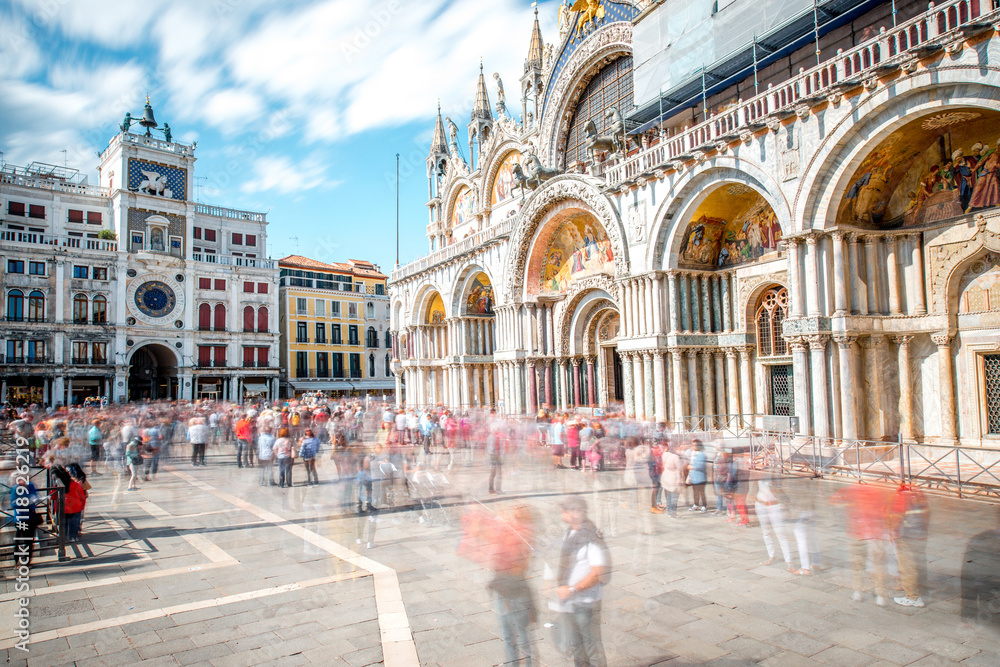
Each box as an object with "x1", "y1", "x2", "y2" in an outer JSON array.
[
  {"x1": 832, "y1": 483, "x2": 891, "y2": 605},
  {"x1": 51, "y1": 465, "x2": 87, "y2": 543},
  {"x1": 234, "y1": 414, "x2": 252, "y2": 468}
]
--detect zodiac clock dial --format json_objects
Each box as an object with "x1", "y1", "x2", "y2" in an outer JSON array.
[{"x1": 134, "y1": 280, "x2": 176, "y2": 318}]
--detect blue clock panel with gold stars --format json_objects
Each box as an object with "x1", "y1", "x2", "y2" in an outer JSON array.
[
  {"x1": 127, "y1": 158, "x2": 186, "y2": 201},
  {"x1": 540, "y1": 1, "x2": 638, "y2": 121},
  {"x1": 134, "y1": 280, "x2": 177, "y2": 318}
]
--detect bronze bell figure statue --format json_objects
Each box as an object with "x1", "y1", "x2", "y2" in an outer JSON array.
[{"x1": 139, "y1": 95, "x2": 158, "y2": 136}]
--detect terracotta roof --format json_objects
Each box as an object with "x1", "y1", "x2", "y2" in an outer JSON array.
[{"x1": 280, "y1": 254, "x2": 386, "y2": 280}]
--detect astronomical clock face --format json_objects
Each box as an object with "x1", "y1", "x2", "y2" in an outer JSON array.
[{"x1": 127, "y1": 274, "x2": 185, "y2": 326}]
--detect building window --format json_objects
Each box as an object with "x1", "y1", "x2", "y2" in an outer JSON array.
[
  {"x1": 68, "y1": 209, "x2": 84, "y2": 223},
  {"x1": 232, "y1": 233, "x2": 243, "y2": 245},
  {"x1": 213, "y1": 345, "x2": 227, "y2": 367},
  {"x1": 385, "y1": 329, "x2": 392, "y2": 348},
  {"x1": 92, "y1": 342, "x2": 107, "y2": 364},
  {"x1": 349, "y1": 353, "x2": 361, "y2": 379},
  {"x1": 243, "y1": 346, "x2": 255, "y2": 367},
  {"x1": 348, "y1": 302, "x2": 358, "y2": 319},
  {"x1": 93, "y1": 267, "x2": 108, "y2": 280},
  {"x1": 316, "y1": 323, "x2": 327, "y2": 344},
  {"x1": 73, "y1": 265, "x2": 88, "y2": 279},
  {"x1": 985, "y1": 355, "x2": 1000, "y2": 435},
  {"x1": 366, "y1": 302, "x2": 375, "y2": 319},
  {"x1": 27, "y1": 291, "x2": 44, "y2": 323},
  {"x1": 198, "y1": 303, "x2": 211, "y2": 330},
  {"x1": 296, "y1": 298, "x2": 307, "y2": 315},
  {"x1": 296, "y1": 351, "x2": 308, "y2": 376},
  {"x1": 243, "y1": 305, "x2": 255, "y2": 332},
  {"x1": 385, "y1": 353, "x2": 390, "y2": 377},
  {"x1": 315, "y1": 299, "x2": 326, "y2": 317},
  {"x1": 198, "y1": 345, "x2": 212, "y2": 367},
  {"x1": 214, "y1": 279, "x2": 225, "y2": 290},
  {"x1": 331, "y1": 301, "x2": 341, "y2": 317},
  {"x1": 257, "y1": 282, "x2": 268, "y2": 294},
  {"x1": 257, "y1": 346, "x2": 269, "y2": 367},
  {"x1": 93, "y1": 295, "x2": 107, "y2": 324},
  {"x1": 131, "y1": 231, "x2": 144, "y2": 251},
  {"x1": 87, "y1": 211, "x2": 102, "y2": 224},
  {"x1": 367, "y1": 326, "x2": 378, "y2": 348},
  {"x1": 8, "y1": 202, "x2": 25, "y2": 216},
  {"x1": 755, "y1": 286, "x2": 789, "y2": 358},
  {"x1": 6, "y1": 290, "x2": 24, "y2": 321},
  {"x1": 348, "y1": 324, "x2": 359, "y2": 346},
  {"x1": 193, "y1": 227, "x2": 202, "y2": 239},
  {"x1": 257, "y1": 306, "x2": 268, "y2": 333},
  {"x1": 28, "y1": 261, "x2": 45, "y2": 276},
  {"x1": 6, "y1": 340, "x2": 23, "y2": 362},
  {"x1": 296, "y1": 321, "x2": 308, "y2": 343},
  {"x1": 27, "y1": 340, "x2": 44, "y2": 364},
  {"x1": 316, "y1": 352, "x2": 329, "y2": 378},
  {"x1": 214, "y1": 303, "x2": 226, "y2": 331},
  {"x1": 28, "y1": 204, "x2": 45, "y2": 220},
  {"x1": 73, "y1": 293, "x2": 89, "y2": 324},
  {"x1": 199, "y1": 277, "x2": 211, "y2": 289},
  {"x1": 332, "y1": 352, "x2": 344, "y2": 378},
  {"x1": 368, "y1": 353, "x2": 375, "y2": 378},
  {"x1": 246, "y1": 234, "x2": 256, "y2": 246},
  {"x1": 564, "y1": 55, "x2": 634, "y2": 166},
  {"x1": 375, "y1": 284, "x2": 385, "y2": 296},
  {"x1": 243, "y1": 281, "x2": 254, "y2": 293},
  {"x1": 332, "y1": 324, "x2": 342, "y2": 345},
  {"x1": 7, "y1": 260, "x2": 24, "y2": 274},
  {"x1": 72, "y1": 341, "x2": 89, "y2": 364},
  {"x1": 205, "y1": 229, "x2": 217, "y2": 242}
]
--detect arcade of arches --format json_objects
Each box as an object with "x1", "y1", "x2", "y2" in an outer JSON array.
[{"x1": 391, "y1": 4, "x2": 1000, "y2": 447}]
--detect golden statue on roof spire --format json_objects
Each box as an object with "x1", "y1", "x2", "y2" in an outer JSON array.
[{"x1": 571, "y1": 0, "x2": 605, "y2": 34}]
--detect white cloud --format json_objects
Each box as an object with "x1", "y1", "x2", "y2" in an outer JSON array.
[{"x1": 240, "y1": 155, "x2": 332, "y2": 195}]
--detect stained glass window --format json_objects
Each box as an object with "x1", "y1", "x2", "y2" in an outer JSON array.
[{"x1": 563, "y1": 56, "x2": 633, "y2": 167}]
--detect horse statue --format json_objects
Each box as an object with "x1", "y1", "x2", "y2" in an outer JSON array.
[
  {"x1": 512, "y1": 162, "x2": 535, "y2": 192},
  {"x1": 525, "y1": 153, "x2": 560, "y2": 184},
  {"x1": 585, "y1": 109, "x2": 626, "y2": 158}
]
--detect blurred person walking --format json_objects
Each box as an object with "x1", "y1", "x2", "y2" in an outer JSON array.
[
  {"x1": 832, "y1": 483, "x2": 892, "y2": 605},
  {"x1": 888, "y1": 482, "x2": 929, "y2": 607}
]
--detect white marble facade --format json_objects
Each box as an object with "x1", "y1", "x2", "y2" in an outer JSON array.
[{"x1": 390, "y1": 0, "x2": 1000, "y2": 447}]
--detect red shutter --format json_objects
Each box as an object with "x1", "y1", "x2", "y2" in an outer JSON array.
[
  {"x1": 198, "y1": 277, "x2": 211, "y2": 289},
  {"x1": 214, "y1": 279, "x2": 225, "y2": 290},
  {"x1": 257, "y1": 347, "x2": 268, "y2": 366},
  {"x1": 214, "y1": 304, "x2": 226, "y2": 330},
  {"x1": 257, "y1": 306, "x2": 268, "y2": 333},
  {"x1": 243, "y1": 281, "x2": 254, "y2": 293},
  {"x1": 243, "y1": 346, "x2": 254, "y2": 366},
  {"x1": 243, "y1": 306, "x2": 254, "y2": 332},
  {"x1": 257, "y1": 282, "x2": 268, "y2": 294},
  {"x1": 214, "y1": 345, "x2": 226, "y2": 365},
  {"x1": 198, "y1": 303, "x2": 211, "y2": 329},
  {"x1": 198, "y1": 346, "x2": 211, "y2": 366}
]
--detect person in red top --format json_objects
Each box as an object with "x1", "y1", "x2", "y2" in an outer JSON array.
[
  {"x1": 565, "y1": 419, "x2": 582, "y2": 469},
  {"x1": 234, "y1": 415, "x2": 252, "y2": 469},
  {"x1": 832, "y1": 483, "x2": 891, "y2": 605},
  {"x1": 51, "y1": 465, "x2": 87, "y2": 543}
]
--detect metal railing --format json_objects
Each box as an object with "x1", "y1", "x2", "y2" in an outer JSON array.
[
  {"x1": 0, "y1": 230, "x2": 118, "y2": 252},
  {"x1": 1, "y1": 170, "x2": 110, "y2": 197},
  {"x1": 391, "y1": 216, "x2": 517, "y2": 282},
  {"x1": 192, "y1": 253, "x2": 276, "y2": 269},
  {"x1": 194, "y1": 202, "x2": 266, "y2": 222},
  {"x1": 605, "y1": 0, "x2": 999, "y2": 186}
]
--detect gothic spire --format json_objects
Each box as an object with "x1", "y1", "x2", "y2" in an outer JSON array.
[
  {"x1": 430, "y1": 100, "x2": 448, "y2": 155},
  {"x1": 525, "y1": 4, "x2": 544, "y2": 71},
  {"x1": 471, "y1": 61, "x2": 493, "y2": 122}
]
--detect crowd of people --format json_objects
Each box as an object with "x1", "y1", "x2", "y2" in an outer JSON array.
[{"x1": 3, "y1": 398, "x2": 996, "y2": 667}]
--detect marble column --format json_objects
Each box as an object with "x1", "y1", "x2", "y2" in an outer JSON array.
[
  {"x1": 643, "y1": 353, "x2": 655, "y2": 421},
  {"x1": 721, "y1": 274, "x2": 732, "y2": 332},
  {"x1": 622, "y1": 352, "x2": 635, "y2": 418},
  {"x1": 701, "y1": 275, "x2": 712, "y2": 333},
  {"x1": 472, "y1": 365, "x2": 482, "y2": 406},
  {"x1": 895, "y1": 335, "x2": 914, "y2": 442},
  {"x1": 714, "y1": 352, "x2": 726, "y2": 423},
  {"x1": 633, "y1": 353, "x2": 645, "y2": 420},
  {"x1": 680, "y1": 273, "x2": 691, "y2": 332},
  {"x1": 738, "y1": 346, "x2": 754, "y2": 417},
  {"x1": 712, "y1": 276, "x2": 722, "y2": 333},
  {"x1": 911, "y1": 233, "x2": 927, "y2": 315},
  {"x1": 831, "y1": 231, "x2": 848, "y2": 315},
  {"x1": 516, "y1": 361, "x2": 526, "y2": 415},
  {"x1": 573, "y1": 359, "x2": 583, "y2": 407},
  {"x1": 701, "y1": 350, "x2": 715, "y2": 423},
  {"x1": 886, "y1": 235, "x2": 902, "y2": 315},
  {"x1": 863, "y1": 236, "x2": 879, "y2": 315},
  {"x1": 789, "y1": 338, "x2": 812, "y2": 435},
  {"x1": 555, "y1": 360, "x2": 566, "y2": 411},
  {"x1": 525, "y1": 361, "x2": 537, "y2": 414},
  {"x1": 535, "y1": 305, "x2": 545, "y2": 356},
  {"x1": 932, "y1": 333, "x2": 956, "y2": 442},
  {"x1": 725, "y1": 349, "x2": 740, "y2": 419},
  {"x1": 653, "y1": 351, "x2": 667, "y2": 424},
  {"x1": 686, "y1": 349, "x2": 700, "y2": 417},
  {"x1": 834, "y1": 336, "x2": 858, "y2": 441},
  {"x1": 640, "y1": 278, "x2": 650, "y2": 336},
  {"x1": 545, "y1": 360, "x2": 555, "y2": 410},
  {"x1": 652, "y1": 274, "x2": 664, "y2": 335},
  {"x1": 861, "y1": 336, "x2": 882, "y2": 438},
  {"x1": 620, "y1": 283, "x2": 630, "y2": 339},
  {"x1": 671, "y1": 350, "x2": 687, "y2": 426},
  {"x1": 786, "y1": 239, "x2": 803, "y2": 318},
  {"x1": 587, "y1": 356, "x2": 597, "y2": 407},
  {"x1": 668, "y1": 272, "x2": 681, "y2": 333},
  {"x1": 808, "y1": 335, "x2": 830, "y2": 440},
  {"x1": 805, "y1": 235, "x2": 820, "y2": 317}
]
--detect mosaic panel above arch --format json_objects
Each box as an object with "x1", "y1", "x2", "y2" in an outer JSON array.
[
  {"x1": 533, "y1": 211, "x2": 615, "y2": 295},
  {"x1": 465, "y1": 272, "x2": 495, "y2": 315},
  {"x1": 491, "y1": 152, "x2": 523, "y2": 206},
  {"x1": 837, "y1": 108, "x2": 1000, "y2": 228},
  {"x1": 426, "y1": 293, "x2": 445, "y2": 324},
  {"x1": 959, "y1": 252, "x2": 1000, "y2": 314},
  {"x1": 677, "y1": 184, "x2": 782, "y2": 269},
  {"x1": 450, "y1": 186, "x2": 475, "y2": 228}
]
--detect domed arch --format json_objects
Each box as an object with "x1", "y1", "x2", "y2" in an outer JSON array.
[
  {"x1": 795, "y1": 71, "x2": 1000, "y2": 231},
  {"x1": 409, "y1": 282, "x2": 449, "y2": 326},
  {"x1": 442, "y1": 177, "x2": 477, "y2": 236},
  {"x1": 449, "y1": 264, "x2": 497, "y2": 316},
  {"x1": 505, "y1": 175, "x2": 627, "y2": 302},
  {"x1": 555, "y1": 276, "x2": 618, "y2": 357},
  {"x1": 646, "y1": 162, "x2": 792, "y2": 271},
  {"x1": 479, "y1": 143, "x2": 526, "y2": 210}
]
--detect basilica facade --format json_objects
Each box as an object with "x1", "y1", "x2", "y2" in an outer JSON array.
[{"x1": 389, "y1": 0, "x2": 1000, "y2": 448}]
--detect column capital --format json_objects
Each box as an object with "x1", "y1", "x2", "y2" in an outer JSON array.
[
  {"x1": 786, "y1": 336, "x2": 808, "y2": 352},
  {"x1": 893, "y1": 334, "x2": 914, "y2": 347},
  {"x1": 585, "y1": 355, "x2": 597, "y2": 364},
  {"x1": 830, "y1": 229, "x2": 845, "y2": 241},
  {"x1": 712, "y1": 349, "x2": 725, "y2": 360},
  {"x1": 724, "y1": 347, "x2": 738, "y2": 359},
  {"x1": 805, "y1": 234, "x2": 819, "y2": 246},
  {"x1": 931, "y1": 332, "x2": 954, "y2": 347},
  {"x1": 780, "y1": 238, "x2": 798, "y2": 252},
  {"x1": 670, "y1": 347, "x2": 686, "y2": 360},
  {"x1": 832, "y1": 334, "x2": 857, "y2": 347},
  {"x1": 653, "y1": 350, "x2": 666, "y2": 361},
  {"x1": 845, "y1": 232, "x2": 860, "y2": 245},
  {"x1": 685, "y1": 348, "x2": 700, "y2": 359},
  {"x1": 861, "y1": 334, "x2": 883, "y2": 350},
  {"x1": 861, "y1": 234, "x2": 879, "y2": 246},
  {"x1": 806, "y1": 334, "x2": 828, "y2": 350}
]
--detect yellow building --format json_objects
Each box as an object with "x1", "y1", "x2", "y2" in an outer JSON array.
[{"x1": 278, "y1": 256, "x2": 392, "y2": 399}]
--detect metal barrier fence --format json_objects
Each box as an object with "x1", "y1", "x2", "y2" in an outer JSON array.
[
  {"x1": 746, "y1": 434, "x2": 1000, "y2": 499},
  {"x1": 1, "y1": 433, "x2": 68, "y2": 563}
]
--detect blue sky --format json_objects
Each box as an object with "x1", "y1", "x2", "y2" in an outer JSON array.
[{"x1": 0, "y1": 0, "x2": 558, "y2": 273}]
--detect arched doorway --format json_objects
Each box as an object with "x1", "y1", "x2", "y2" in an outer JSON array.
[{"x1": 128, "y1": 344, "x2": 178, "y2": 401}]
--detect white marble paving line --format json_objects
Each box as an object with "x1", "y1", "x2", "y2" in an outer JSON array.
[
  {"x1": 98, "y1": 511, "x2": 153, "y2": 563},
  {"x1": 166, "y1": 467, "x2": 421, "y2": 667},
  {"x1": 0, "y1": 571, "x2": 369, "y2": 650}
]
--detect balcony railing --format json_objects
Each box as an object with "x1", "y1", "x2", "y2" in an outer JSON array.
[
  {"x1": 0, "y1": 230, "x2": 118, "y2": 252},
  {"x1": 0, "y1": 355, "x2": 50, "y2": 365},
  {"x1": 118, "y1": 131, "x2": 195, "y2": 157},
  {"x1": 0, "y1": 171, "x2": 110, "y2": 197},
  {"x1": 192, "y1": 253, "x2": 276, "y2": 269},
  {"x1": 605, "y1": 0, "x2": 1000, "y2": 187},
  {"x1": 194, "y1": 202, "x2": 266, "y2": 222},
  {"x1": 241, "y1": 361, "x2": 272, "y2": 368},
  {"x1": 391, "y1": 216, "x2": 516, "y2": 282},
  {"x1": 197, "y1": 360, "x2": 229, "y2": 368}
]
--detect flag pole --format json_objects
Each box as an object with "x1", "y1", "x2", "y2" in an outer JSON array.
[{"x1": 395, "y1": 153, "x2": 400, "y2": 267}]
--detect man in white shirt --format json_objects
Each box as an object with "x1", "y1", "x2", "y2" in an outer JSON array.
[{"x1": 555, "y1": 496, "x2": 608, "y2": 667}]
